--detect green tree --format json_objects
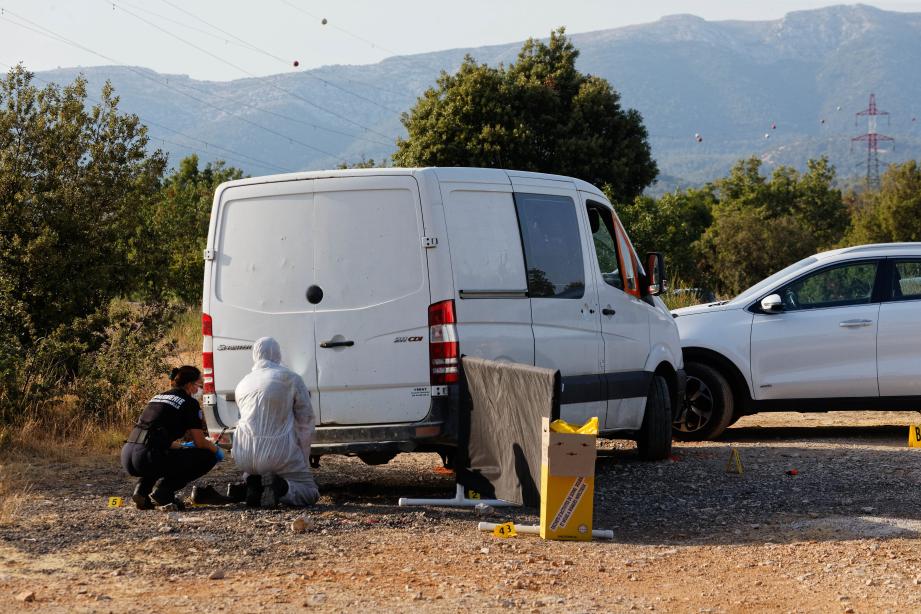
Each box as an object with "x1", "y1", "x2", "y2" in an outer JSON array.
[
  {"x1": 714, "y1": 157, "x2": 846, "y2": 243},
  {"x1": 0, "y1": 65, "x2": 166, "y2": 343},
  {"x1": 337, "y1": 157, "x2": 385, "y2": 169},
  {"x1": 136, "y1": 154, "x2": 242, "y2": 304},
  {"x1": 394, "y1": 28, "x2": 658, "y2": 203},
  {"x1": 846, "y1": 160, "x2": 921, "y2": 244},
  {"x1": 791, "y1": 158, "x2": 848, "y2": 246},
  {"x1": 698, "y1": 157, "x2": 846, "y2": 295},
  {"x1": 616, "y1": 187, "x2": 715, "y2": 286},
  {"x1": 698, "y1": 208, "x2": 816, "y2": 296}
]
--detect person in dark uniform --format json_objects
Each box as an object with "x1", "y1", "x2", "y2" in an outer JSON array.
[{"x1": 121, "y1": 365, "x2": 222, "y2": 510}]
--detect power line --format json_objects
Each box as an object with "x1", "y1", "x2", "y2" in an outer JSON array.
[
  {"x1": 109, "y1": 0, "x2": 258, "y2": 53},
  {"x1": 0, "y1": 10, "x2": 344, "y2": 160},
  {"x1": 0, "y1": 60, "x2": 294, "y2": 174},
  {"x1": 108, "y1": 0, "x2": 396, "y2": 139},
  {"x1": 276, "y1": 0, "x2": 401, "y2": 57},
  {"x1": 83, "y1": 0, "x2": 396, "y2": 147},
  {"x1": 104, "y1": 0, "x2": 395, "y2": 145},
  {"x1": 157, "y1": 0, "x2": 408, "y2": 107}
]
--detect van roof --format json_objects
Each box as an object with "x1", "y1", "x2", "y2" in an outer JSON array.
[{"x1": 214, "y1": 167, "x2": 607, "y2": 199}]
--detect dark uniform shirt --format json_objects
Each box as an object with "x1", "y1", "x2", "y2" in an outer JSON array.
[{"x1": 136, "y1": 388, "x2": 203, "y2": 449}]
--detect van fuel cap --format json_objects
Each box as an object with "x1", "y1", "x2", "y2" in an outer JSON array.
[{"x1": 306, "y1": 285, "x2": 323, "y2": 304}]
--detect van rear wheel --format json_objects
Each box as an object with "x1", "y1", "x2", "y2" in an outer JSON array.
[{"x1": 636, "y1": 375, "x2": 673, "y2": 461}]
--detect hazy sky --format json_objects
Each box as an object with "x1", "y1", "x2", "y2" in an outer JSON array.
[{"x1": 3, "y1": 1, "x2": 921, "y2": 81}]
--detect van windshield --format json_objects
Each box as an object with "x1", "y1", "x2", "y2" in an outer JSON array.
[{"x1": 731, "y1": 256, "x2": 818, "y2": 304}]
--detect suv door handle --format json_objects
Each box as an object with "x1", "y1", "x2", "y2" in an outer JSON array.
[
  {"x1": 838, "y1": 319, "x2": 872, "y2": 328},
  {"x1": 320, "y1": 340, "x2": 355, "y2": 348},
  {"x1": 602, "y1": 307, "x2": 616, "y2": 316}
]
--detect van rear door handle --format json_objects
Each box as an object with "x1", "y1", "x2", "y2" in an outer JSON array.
[
  {"x1": 320, "y1": 340, "x2": 355, "y2": 348},
  {"x1": 838, "y1": 319, "x2": 872, "y2": 328},
  {"x1": 602, "y1": 308, "x2": 616, "y2": 316}
]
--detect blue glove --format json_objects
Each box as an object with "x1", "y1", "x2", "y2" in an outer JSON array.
[
  {"x1": 214, "y1": 447, "x2": 225, "y2": 462},
  {"x1": 180, "y1": 441, "x2": 195, "y2": 448}
]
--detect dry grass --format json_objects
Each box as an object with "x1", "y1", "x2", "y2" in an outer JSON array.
[
  {"x1": 1, "y1": 306, "x2": 203, "y2": 459},
  {"x1": 0, "y1": 461, "x2": 32, "y2": 525},
  {"x1": 172, "y1": 307, "x2": 202, "y2": 367},
  {"x1": 662, "y1": 284, "x2": 708, "y2": 311}
]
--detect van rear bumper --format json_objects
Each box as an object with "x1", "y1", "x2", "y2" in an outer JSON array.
[
  {"x1": 204, "y1": 386, "x2": 460, "y2": 457},
  {"x1": 310, "y1": 420, "x2": 448, "y2": 456}
]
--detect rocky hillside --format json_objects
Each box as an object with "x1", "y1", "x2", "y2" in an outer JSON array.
[{"x1": 35, "y1": 4, "x2": 921, "y2": 189}]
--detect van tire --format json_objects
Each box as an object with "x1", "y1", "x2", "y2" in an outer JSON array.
[
  {"x1": 672, "y1": 362, "x2": 734, "y2": 441},
  {"x1": 636, "y1": 375, "x2": 673, "y2": 461}
]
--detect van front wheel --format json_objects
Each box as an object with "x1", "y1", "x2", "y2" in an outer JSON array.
[{"x1": 636, "y1": 375, "x2": 673, "y2": 461}]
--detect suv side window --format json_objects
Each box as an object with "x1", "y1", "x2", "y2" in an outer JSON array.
[
  {"x1": 514, "y1": 193, "x2": 585, "y2": 299},
  {"x1": 778, "y1": 261, "x2": 879, "y2": 310},
  {"x1": 891, "y1": 260, "x2": 921, "y2": 301},
  {"x1": 587, "y1": 203, "x2": 624, "y2": 291}
]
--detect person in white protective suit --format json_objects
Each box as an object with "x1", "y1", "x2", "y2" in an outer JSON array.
[{"x1": 231, "y1": 337, "x2": 320, "y2": 507}]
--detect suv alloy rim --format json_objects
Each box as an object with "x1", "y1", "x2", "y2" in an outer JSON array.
[{"x1": 674, "y1": 375, "x2": 714, "y2": 432}]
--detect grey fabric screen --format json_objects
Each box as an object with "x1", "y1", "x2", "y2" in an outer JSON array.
[{"x1": 456, "y1": 356, "x2": 560, "y2": 507}]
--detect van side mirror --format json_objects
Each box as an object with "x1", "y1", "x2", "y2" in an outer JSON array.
[
  {"x1": 760, "y1": 294, "x2": 784, "y2": 313},
  {"x1": 645, "y1": 252, "x2": 667, "y2": 296}
]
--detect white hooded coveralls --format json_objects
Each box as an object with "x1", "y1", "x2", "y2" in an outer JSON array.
[{"x1": 233, "y1": 337, "x2": 319, "y2": 506}]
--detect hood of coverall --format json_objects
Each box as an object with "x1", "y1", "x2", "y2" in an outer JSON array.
[{"x1": 252, "y1": 336, "x2": 282, "y2": 369}]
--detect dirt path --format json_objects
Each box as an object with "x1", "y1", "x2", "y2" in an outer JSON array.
[{"x1": 1, "y1": 411, "x2": 920, "y2": 612}]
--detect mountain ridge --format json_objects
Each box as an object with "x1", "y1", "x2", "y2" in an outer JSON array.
[{"x1": 31, "y1": 4, "x2": 921, "y2": 190}]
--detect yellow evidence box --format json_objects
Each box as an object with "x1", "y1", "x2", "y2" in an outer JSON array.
[{"x1": 539, "y1": 417, "x2": 598, "y2": 541}]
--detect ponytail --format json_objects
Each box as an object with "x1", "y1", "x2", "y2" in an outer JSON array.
[{"x1": 170, "y1": 365, "x2": 201, "y2": 388}]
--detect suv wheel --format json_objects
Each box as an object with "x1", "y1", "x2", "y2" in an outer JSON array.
[
  {"x1": 636, "y1": 375, "x2": 673, "y2": 461},
  {"x1": 673, "y1": 362, "x2": 734, "y2": 441}
]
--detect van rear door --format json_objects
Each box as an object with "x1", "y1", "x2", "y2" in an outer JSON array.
[
  {"x1": 210, "y1": 181, "x2": 319, "y2": 428},
  {"x1": 311, "y1": 176, "x2": 432, "y2": 425}
]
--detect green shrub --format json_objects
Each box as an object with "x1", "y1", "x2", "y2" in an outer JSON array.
[{"x1": 0, "y1": 300, "x2": 181, "y2": 437}]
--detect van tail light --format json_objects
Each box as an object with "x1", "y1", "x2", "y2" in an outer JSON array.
[
  {"x1": 202, "y1": 313, "x2": 215, "y2": 395},
  {"x1": 429, "y1": 300, "x2": 459, "y2": 385}
]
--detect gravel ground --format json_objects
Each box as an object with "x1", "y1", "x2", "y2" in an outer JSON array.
[{"x1": 1, "y1": 410, "x2": 920, "y2": 613}]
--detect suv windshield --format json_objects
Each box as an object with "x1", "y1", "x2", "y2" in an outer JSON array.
[{"x1": 731, "y1": 256, "x2": 818, "y2": 305}]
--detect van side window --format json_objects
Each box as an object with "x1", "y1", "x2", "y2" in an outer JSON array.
[
  {"x1": 586, "y1": 203, "x2": 624, "y2": 291},
  {"x1": 513, "y1": 193, "x2": 585, "y2": 299}
]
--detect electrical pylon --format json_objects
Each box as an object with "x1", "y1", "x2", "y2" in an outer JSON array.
[{"x1": 851, "y1": 93, "x2": 894, "y2": 190}]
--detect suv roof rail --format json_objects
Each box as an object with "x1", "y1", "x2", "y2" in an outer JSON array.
[{"x1": 840, "y1": 242, "x2": 921, "y2": 254}]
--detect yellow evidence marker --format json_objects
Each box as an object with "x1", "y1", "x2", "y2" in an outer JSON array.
[
  {"x1": 909, "y1": 424, "x2": 921, "y2": 448},
  {"x1": 493, "y1": 522, "x2": 517, "y2": 538},
  {"x1": 725, "y1": 448, "x2": 744, "y2": 475},
  {"x1": 107, "y1": 496, "x2": 125, "y2": 508}
]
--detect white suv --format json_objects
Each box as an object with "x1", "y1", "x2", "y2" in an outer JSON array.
[{"x1": 672, "y1": 243, "x2": 921, "y2": 440}]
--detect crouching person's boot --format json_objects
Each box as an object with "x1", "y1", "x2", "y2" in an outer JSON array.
[
  {"x1": 150, "y1": 487, "x2": 185, "y2": 511},
  {"x1": 245, "y1": 474, "x2": 263, "y2": 508},
  {"x1": 190, "y1": 484, "x2": 234, "y2": 505},
  {"x1": 226, "y1": 480, "x2": 247, "y2": 503},
  {"x1": 132, "y1": 477, "x2": 157, "y2": 510},
  {"x1": 263, "y1": 475, "x2": 289, "y2": 508}
]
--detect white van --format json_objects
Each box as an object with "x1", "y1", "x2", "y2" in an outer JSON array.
[{"x1": 201, "y1": 168, "x2": 685, "y2": 463}]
